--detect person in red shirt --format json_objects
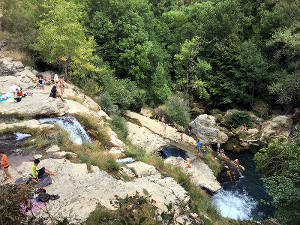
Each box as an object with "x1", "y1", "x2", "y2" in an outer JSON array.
[{"x1": 0, "y1": 151, "x2": 12, "y2": 182}]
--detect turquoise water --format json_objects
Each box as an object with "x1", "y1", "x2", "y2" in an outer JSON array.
[{"x1": 212, "y1": 150, "x2": 274, "y2": 220}]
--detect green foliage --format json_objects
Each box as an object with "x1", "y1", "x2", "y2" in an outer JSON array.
[
  {"x1": 104, "y1": 157, "x2": 120, "y2": 175},
  {"x1": 34, "y1": 0, "x2": 98, "y2": 81},
  {"x1": 226, "y1": 111, "x2": 252, "y2": 128},
  {"x1": 86, "y1": 206, "x2": 120, "y2": 225},
  {"x1": 109, "y1": 114, "x2": 129, "y2": 140},
  {"x1": 254, "y1": 126, "x2": 300, "y2": 225},
  {"x1": 97, "y1": 92, "x2": 120, "y2": 116},
  {"x1": 74, "y1": 113, "x2": 98, "y2": 131},
  {"x1": 210, "y1": 109, "x2": 222, "y2": 115},
  {"x1": 165, "y1": 95, "x2": 190, "y2": 128}
]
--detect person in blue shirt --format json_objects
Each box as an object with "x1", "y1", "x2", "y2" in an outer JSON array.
[{"x1": 197, "y1": 139, "x2": 201, "y2": 155}]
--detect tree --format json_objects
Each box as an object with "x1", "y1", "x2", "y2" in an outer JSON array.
[
  {"x1": 174, "y1": 36, "x2": 211, "y2": 95},
  {"x1": 234, "y1": 40, "x2": 268, "y2": 106},
  {"x1": 34, "y1": 0, "x2": 97, "y2": 80},
  {"x1": 254, "y1": 126, "x2": 300, "y2": 225}
]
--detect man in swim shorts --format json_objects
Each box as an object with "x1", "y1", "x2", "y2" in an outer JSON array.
[{"x1": 0, "y1": 151, "x2": 12, "y2": 182}]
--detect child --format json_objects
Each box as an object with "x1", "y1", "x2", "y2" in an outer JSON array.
[
  {"x1": 0, "y1": 151, "x2": 12, "y2": 182},
  {"x1": 32, "y1": 159, "x2": 57, "y2": 183},
  {"x1": 197, "y1": 139, "x2": 201, "y2": 155}
]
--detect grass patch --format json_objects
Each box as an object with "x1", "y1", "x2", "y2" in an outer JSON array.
[
  {"x1": 202, "y1": 147, "x2": 221, "y2": 176},
  {"x1": 0, "y1": 126, "x2": 38, "y2": 135}
]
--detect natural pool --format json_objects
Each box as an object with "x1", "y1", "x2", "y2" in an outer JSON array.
[{"x1": 212, "y1": 150, "x2": 274, "y2": 220}]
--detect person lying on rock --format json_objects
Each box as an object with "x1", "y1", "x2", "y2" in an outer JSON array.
[
  {"x1": 50, "y1": 85, "x2": 64, "y2": 101},
  {"x1": 233, "y1": 159, "x2": 239, "y2": 166},
  {"x1": 32, "y1": 159, "x2": 58, "y2": 183}
]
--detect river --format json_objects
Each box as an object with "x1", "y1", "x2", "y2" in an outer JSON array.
[{"x1": 212, "y1": 150, "x2": 274, "y2": 220}]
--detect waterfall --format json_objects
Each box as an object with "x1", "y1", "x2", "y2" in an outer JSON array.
[{"x1": 39, "y1": 116, "x2": 90, "y2": 145}]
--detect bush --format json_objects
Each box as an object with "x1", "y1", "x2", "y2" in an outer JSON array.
[
  {"x1": 226, "y1": 111, "x2": 252, "y2": 127},
  {"x1": 210, "y1": 109, "x2": 222, "y2": 115},
  {"x1": 97, "y1": 92, "x2": 119, "y2": 116},
  {"x1": 165, "y1": 95, "x2": 190, "y2": 128},
  {"x1": 109, "y1": 114, "x2": 128, "y2": 140}
]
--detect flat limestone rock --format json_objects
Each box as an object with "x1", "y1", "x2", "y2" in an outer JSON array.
[
  {"x1": 11, "y1": 158, "x2": 189, "y2": 223},
  {"x1": 127, "y1": 121, "x2": 167, "y2": 153},
  {"x1": 165, "y1": 156, "x2": 221, "y2": 193},
  {"x1": 127, "y1": 161, "x2": 159, "y2": 177}
]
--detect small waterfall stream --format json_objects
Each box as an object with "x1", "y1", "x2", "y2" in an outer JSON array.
[{"x1": 39, "y1": 116, "x2": 90, "y2": 145}]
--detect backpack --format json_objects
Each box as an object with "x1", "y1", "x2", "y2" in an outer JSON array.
[{"x1": 38, "y1": 193, "x2": 50, "y2": 202}]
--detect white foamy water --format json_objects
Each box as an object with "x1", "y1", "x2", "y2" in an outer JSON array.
[
  {"x1": 15, "y1": 132, "x2": 31, "y2": 140},
  {"x1": 116, "y1": 157, "x2": 136, "y2": 163},
  {"x1": 39, "y1": 117, "x2": 90, "y2": 145},
  {"x1": 212, "y1": 188, "x2": 258, "y2": 220}
]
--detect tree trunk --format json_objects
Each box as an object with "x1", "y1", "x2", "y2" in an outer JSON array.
[{"x1": 64, "y1": 60, "x2": 68, "y2": 80}]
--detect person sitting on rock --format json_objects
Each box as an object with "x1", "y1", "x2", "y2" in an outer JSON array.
[
  {"x1": 234, "y1": 159, "x2": 239, "y2": 166},
  {"x1": 184, "y1": 157, "x2": 193, "y2": 168},
  {"x1": 10, "y1": 85, "x2": 21, "y2": 97},
  {"x1": 217, "y1": 143, "x2": 221, "y2": 154},
  {"x1": 220, "y1": 149, "x2": 227, "y2": 158},
  {"x1": 32, "y1": 159, "x2": 57, "y2": 183},
  {"x1": 17, "y1": 87, "x2": 24, "y2": 97},
  {"x1": 50, "y1": 85, "x2": 64, "y2": 101}
]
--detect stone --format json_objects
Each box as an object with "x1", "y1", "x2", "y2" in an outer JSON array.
[
  {"x1": 140, "y1": 108, "x2": 153, "y2": 118},
  {"x1": 165, "y1": 156, "x2": 221, "y2": 193},
  {"x1": 260, "y1": 115, "x2": 292, "y2": 143},
  {"x1": 90, "y1": 165, "x2": 100, "y2": 173},
  {"x1": 217, "y1": 159, "x2": 243, "y2": 183},
  {"x1": 190, "y1": 114, "x2": 228, "y2": 145},
  {"x1": 34, "y1": 154, "x2": 43, "y2": 159},
  {"x1": 0, "y1": 120, "x2": 54, "y2": 131},
  {"x1": 46, "y1": 145, "x2": 60, "y2": 153},
  {"x1": 109, "y1": 147, "x2": 125, "y2": 159},
  {"x1": 107, "y1": 127, "x2": 125, "y2": 147},
  {"x1": 127, "y1": 121, "x2": 167, "y2": 153},
  {"x1": 8, "y1": 158, "x2": 189, "y2": 224},
  {"x1": 53, "y1": 151, "x2": 77, "y2": 159},
  {"x1": 120, "y1": 166, "x2": 136, "y2": 178},
  {"x1": 127, "y1": 161, "x2": 159, "y2": 177}
]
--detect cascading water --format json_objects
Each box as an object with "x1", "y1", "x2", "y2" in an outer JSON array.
[
  {"x1": 39, "y1": 116, "x2": 90, "y2": 145},
  {"x1": 212, "y1": 150, "x2": 274, "y2": 220}
]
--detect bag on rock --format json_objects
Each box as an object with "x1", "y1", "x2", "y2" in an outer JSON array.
[{"x1": 38, "y1": 193, "x2": 50, "y2": 202}]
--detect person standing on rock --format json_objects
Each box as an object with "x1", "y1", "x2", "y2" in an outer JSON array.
[
  {"x1": 54, "y1": 73, "x2": 59, "y2": 87},
  {"x1": 59, "y1": 76, "x2": 65, "y2": 97},
  {"x1": 217, "y1": 143, "x2": 221, "y2": 154},
  {"x1": 197, "y1": 139, "x2": 201, "y2": 155},
  {"x1": 32, "y1": 159, "x2": 57, "y2": 182},
  {"x1": 0, "y1": 151, "x2": 12, "y2": 182},
  {"x1": 50, "y1": 71, "x2": 55, "y2": 84}
]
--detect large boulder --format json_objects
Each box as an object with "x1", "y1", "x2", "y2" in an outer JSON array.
[
  {"x1": 0, "y1": 91, "x2": 69, "y2": 117},
  {"x1": 260, "y1": 115, "x2": 293, "y2": 143},
  {"x1": 190, "y1": 114, "x2": 228, "y2": 145}
]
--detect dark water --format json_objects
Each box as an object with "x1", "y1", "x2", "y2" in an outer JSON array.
[
  {"x1": 212, "y1": 150, "x2": 274, "y2": 220},
  {"x1": 159, "y1": 145, "x2": 188, "y2": 160}
]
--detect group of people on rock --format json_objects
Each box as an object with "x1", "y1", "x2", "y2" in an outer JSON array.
[
  {"x1": 34, "y1": 72, "x2": 65, "y2": 101},
  {"x1": 1, "y1": 151, "x2": 57, "y2": 183}
]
